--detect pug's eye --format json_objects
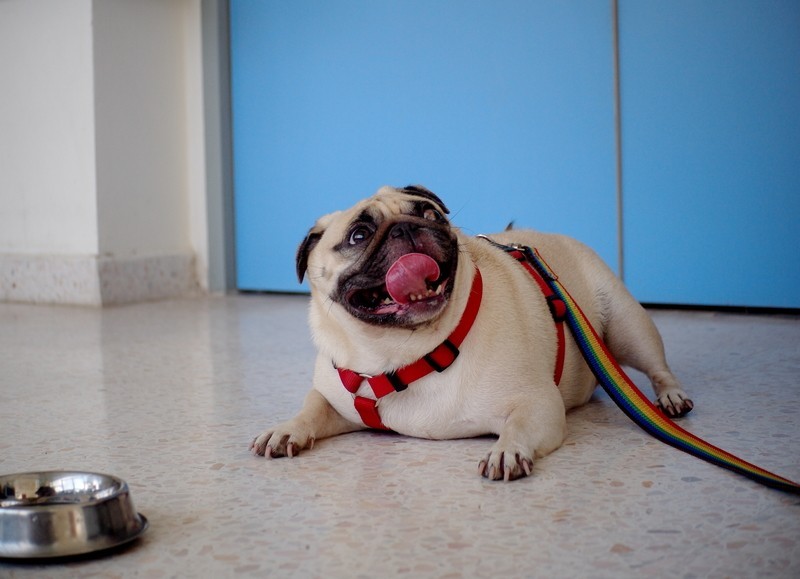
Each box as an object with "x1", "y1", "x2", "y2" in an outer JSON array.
[
  {"x1": 348, "y1": 225, "x2": 373, "y2": 245},
  {"x1": 423, "y1": 208, "x2": 443, "y2": 222}
]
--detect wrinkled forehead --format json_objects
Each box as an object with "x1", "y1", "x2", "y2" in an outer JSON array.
[
  {"x1": 349, "y1": 186, "x2": 438, "y2": 220},
  {"x1": 313, "y1": 186, "x2": 445, "y2": 245}
]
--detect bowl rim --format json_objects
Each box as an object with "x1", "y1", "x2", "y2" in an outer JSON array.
[
  {"x1": 0, "y1": 470, "x2": 148, "y2": 560},
  {"x1": 0, "y1": 470, "x2": 126, "y2": 509}
]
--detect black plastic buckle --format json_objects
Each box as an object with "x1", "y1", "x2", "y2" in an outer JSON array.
[
  {"x1": 424, "y1": 339, "x2": 460, "y2": 373},
  {"x1": 385, "y1": 371, "x2": 408, "y2": 392}
]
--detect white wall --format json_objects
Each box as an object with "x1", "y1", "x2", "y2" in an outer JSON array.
[
  {"x1": 0, "y1": 0, "x2": 222, "y2": 304},
  {"x1": 0, "y1": 0, "x2": 98, "y2": 256},
  {"x1": 93, "y1": 0, "x2": 192, "y2": 258}
]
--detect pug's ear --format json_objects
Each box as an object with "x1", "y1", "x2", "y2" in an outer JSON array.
[
  {"x1": 401, "y1": 185, "x2": 450, "y2": 215},
  {"x1": 296, "y1": 228, "x2": 323, "y2": 283}
]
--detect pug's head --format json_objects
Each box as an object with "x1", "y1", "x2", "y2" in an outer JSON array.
[{"x1": 297, "y1": 185, "x2": 459, "y2": 328}]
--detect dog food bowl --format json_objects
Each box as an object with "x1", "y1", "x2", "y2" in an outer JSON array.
[{"x1": 0, "y1": 471, "x2": 148, "y2": 559}]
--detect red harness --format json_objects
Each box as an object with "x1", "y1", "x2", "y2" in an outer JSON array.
[
  {"x1": 505, "y1": 246, "x2": 567, "y2": 383},
  {"x1": 336, "y1": 250, "x2": 567, "y2": 430}
]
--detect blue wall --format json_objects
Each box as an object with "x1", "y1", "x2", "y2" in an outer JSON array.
[
  {"x1": 620, "y1": 0, "x2": 800, "y2": 308},
  {"x1": 231, "y1": 0, "x2": 617, "y2": 292},
  {"x1": 231, "y1": 0, "x2": 800, "y2": 308}
]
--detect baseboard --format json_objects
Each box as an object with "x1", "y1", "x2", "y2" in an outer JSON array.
[{"x1": 0, "y1": 252, "x2": 199, "y2": 306}]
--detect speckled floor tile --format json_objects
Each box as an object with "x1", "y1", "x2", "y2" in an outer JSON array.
[{"x1": 0, "y1": 297, "x2": 798, "y2": 578}]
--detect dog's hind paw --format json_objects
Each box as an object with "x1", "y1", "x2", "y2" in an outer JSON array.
[{"x1": 655, "y1": 389, "x2": 694, "y2": 418}]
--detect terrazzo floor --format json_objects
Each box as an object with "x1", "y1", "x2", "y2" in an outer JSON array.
[{"x1": 0, "y1": 295, "x2": 798, "y2": 578}]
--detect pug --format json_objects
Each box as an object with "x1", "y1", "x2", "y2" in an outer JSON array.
[{"x1": 250, "y1": 185, "x2": 693, "y2": 481}]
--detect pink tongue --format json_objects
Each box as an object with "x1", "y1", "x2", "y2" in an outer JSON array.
[{"x1": 385, "y1": 253, "x2": 440, "y2": 305}]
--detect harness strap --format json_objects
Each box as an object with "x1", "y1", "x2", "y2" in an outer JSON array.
[
  {"x1": 504, "y1": 247, "x2": 567, "y2": 385},
  {"x1": 512, "y1": 242, "x2": 800, "y2": 495},
  {"x1": 337, "y1": 245, "x2": 570, "y2": 431},
  {"x1": 337, "y1": 367, "x2": 388, "y2": 430},
  {"x1": 336, "y1": 268, "x2": 484, "y2": 431},
  {"x1": 353, "y1": 396, "x2": 387, "y2": 431}
]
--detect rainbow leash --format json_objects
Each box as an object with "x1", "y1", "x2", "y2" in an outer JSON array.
[{"x1": 516, "y1": 244, "x2": 800, "y2": 494}]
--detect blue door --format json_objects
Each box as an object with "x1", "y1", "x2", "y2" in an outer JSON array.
[
  {"x1": 619, "y1": 0, "x2": 800, "y2": 308},
  {"x1": 230, "y1": 1, "x2": 617, "y2": 292},
  {"x1": 230, "y1": 0, "x2": 800, "y2": 308}
]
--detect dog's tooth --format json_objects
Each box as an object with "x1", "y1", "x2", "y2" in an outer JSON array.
[
  {"x1": 409, "y1": 294, "x2": 417, "y2": 302},
  {"x1": 436, "y1": 284, "x2": 443, "y2": 295}
]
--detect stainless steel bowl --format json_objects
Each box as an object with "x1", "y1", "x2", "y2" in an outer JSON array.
[{"x1": 0, "y1": 471, "x2": 148, "y2": 559}]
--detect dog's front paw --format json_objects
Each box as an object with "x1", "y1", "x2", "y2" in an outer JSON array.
[
  {"x1": 478, "y1": 444, "x2": 534, "y2": 482},
  {"x1": 250, "y1": 420, "x2": 315, "y2": 459},
  {"x1": 655, "y1": 389, "x2": 694, "y2": 418}
]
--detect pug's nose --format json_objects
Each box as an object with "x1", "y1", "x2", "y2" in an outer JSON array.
[{"x1": 389, "y1": 222, "x2": 418, "y2": 240}]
